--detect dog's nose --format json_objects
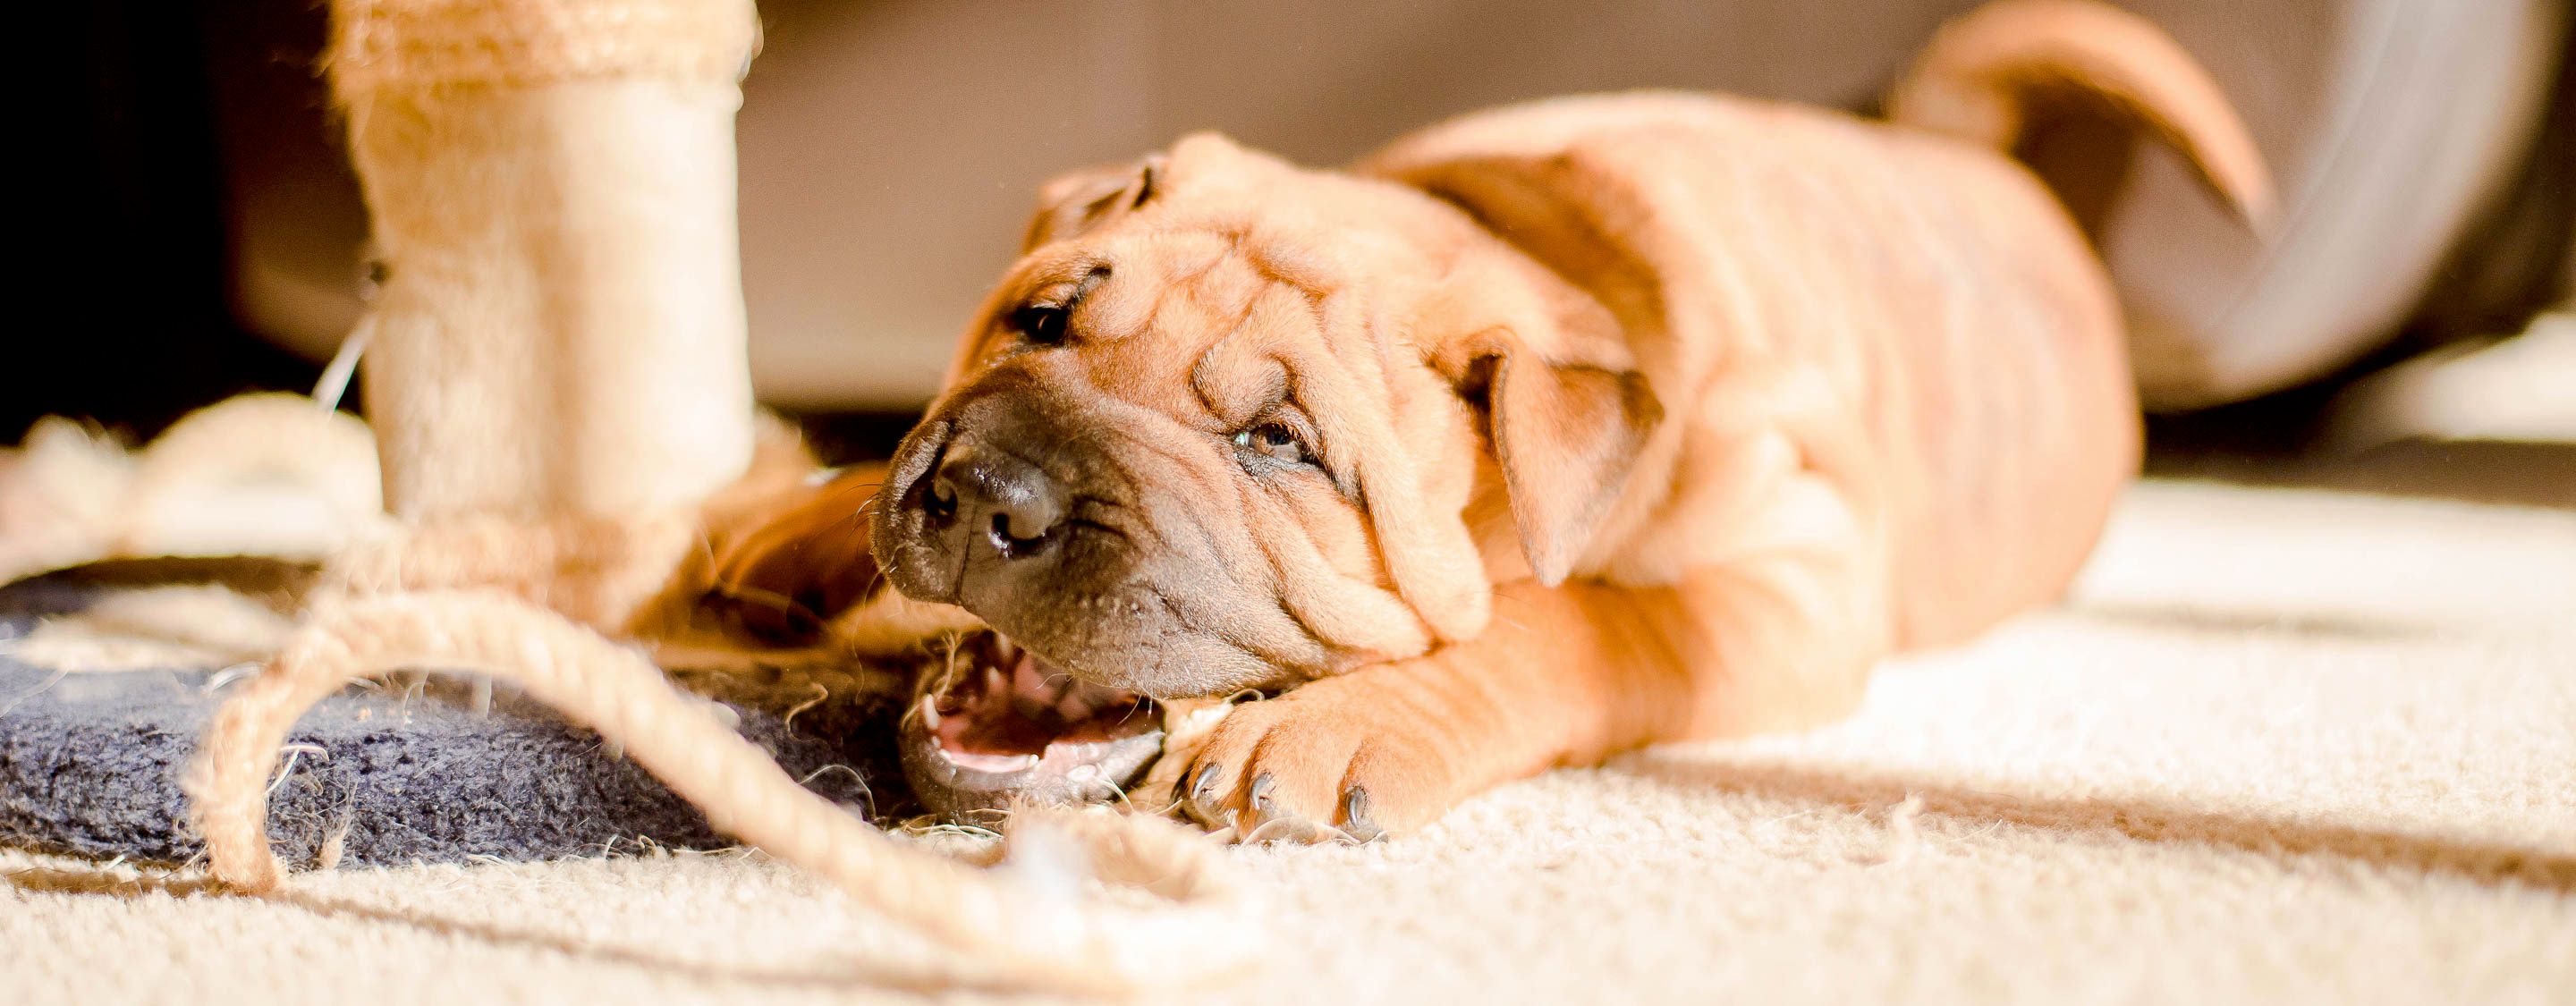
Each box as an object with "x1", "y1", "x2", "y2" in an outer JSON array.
[
  {"x1": 927, "y1": 443, "x2": 1068, "y2": 559},
  {"x1": 873, "y1": 374, "x2": 1097, "y2": 605}
]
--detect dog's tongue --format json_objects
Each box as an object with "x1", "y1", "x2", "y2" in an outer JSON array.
[
  {"x1": 928, "y1": 645, "x2": 1140, "y2": 763},
  {"x1": 1003, "y1": 649, "x2": 1134, "y2": 738}
]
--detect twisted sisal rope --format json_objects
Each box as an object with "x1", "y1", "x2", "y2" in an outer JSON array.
[{"x1": 185, "y1": 588, "x2": 1246, "y2": 994}]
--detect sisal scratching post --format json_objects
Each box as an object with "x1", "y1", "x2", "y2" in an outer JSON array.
[
  {"x1": 182, "y1": 1, "x2": 1251, "y2": 993},
  {"x1": 335, "y1": 0, "x2": 758, "y2": 523}
]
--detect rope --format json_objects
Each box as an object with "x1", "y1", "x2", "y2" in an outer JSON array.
[{"x1": 185, "y1": 588, "x2": 1248, "y2": 994}]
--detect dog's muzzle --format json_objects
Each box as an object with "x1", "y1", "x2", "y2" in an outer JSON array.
[{"x1": 874, "y1": 369, "x2": 1302, "y2": 704}]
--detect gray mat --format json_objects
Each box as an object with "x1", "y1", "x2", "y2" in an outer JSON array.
[{"x1": 0, "y1": 573, "x2": 907, "y2": 867}]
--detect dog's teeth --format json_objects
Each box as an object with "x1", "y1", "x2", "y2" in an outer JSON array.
[
  {"x1": 943, "y1": 751, "x2": 1039, "y2": 774},
  {"x1": 919, "y1": 694, "x2": 941, "y2": 730}
]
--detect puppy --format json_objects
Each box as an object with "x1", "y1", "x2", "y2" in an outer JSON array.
[{"x1": 733, "y1": 0, "x2": 2271, "y2": 839}]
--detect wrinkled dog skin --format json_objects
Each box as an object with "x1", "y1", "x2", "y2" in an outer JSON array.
[
  {"x1": 868, "y1": 153, "x2": 1546, "y2": 699},
  {"x1": 736, "y1": 0, "x2": 2273, "y2": 839}
]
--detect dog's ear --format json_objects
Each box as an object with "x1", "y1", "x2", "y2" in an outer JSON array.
[
  {"x1": 1441, "y1": 328, "x2": 1660, "y2": 586},
  {"x1": 1414, "y1": 251, "x2": 1661, "y2": 591},
  {"x1": 1376, "y1": 147, "x2": 1668, "y2": 586},
  {"x1": 1021, "y1": 153, "x2": 1166, "y2": 250}
]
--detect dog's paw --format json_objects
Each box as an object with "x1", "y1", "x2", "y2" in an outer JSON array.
[
  {"x1": 1172, "y1": 675, "x2": 1457, "y2": 844},
  {"x1": 699, "y1": 482, "x2": 884, "y2": 647}
]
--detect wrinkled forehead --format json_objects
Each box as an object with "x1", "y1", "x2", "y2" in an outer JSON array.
[{"x1": 949, "y1": 216, "x2": 1388, "y2": 431}]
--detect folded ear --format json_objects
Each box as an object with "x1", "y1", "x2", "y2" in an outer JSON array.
[
  {"x1": 1021, "y1": 153, "x2": 1165, "y2": 250},
  {"x1": 1436, "y1": 323, "x2": 1661, "y2": 587}
]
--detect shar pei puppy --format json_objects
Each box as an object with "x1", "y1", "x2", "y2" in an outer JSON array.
[{"x1": 708, "y1": 0, "x2": 2270, "y2": 837}]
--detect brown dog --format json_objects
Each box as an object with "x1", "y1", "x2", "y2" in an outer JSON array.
[{"x1": 719, "y1": 0, "x2": 2270, "y2": 839}]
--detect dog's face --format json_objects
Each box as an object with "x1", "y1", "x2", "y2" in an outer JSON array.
[{"x1": 872, "y1": 133, "x2": 1659, "y2": 699}]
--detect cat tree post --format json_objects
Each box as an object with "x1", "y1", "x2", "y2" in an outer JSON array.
[{"x1": 332, "y1": 0, "x2": 760, "y2": 525}]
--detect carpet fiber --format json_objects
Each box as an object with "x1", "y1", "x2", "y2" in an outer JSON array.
[{"x1": 4, "y1": 479, "x2": 2572, "y2": 1003}]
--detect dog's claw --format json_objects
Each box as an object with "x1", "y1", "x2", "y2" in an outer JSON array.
[
  {"x1": 1181, "y1": 762, "x2": 1224, "y2": 826},
  {"x1": 1241, "y1": 772, "x2": 1321, "y2": 841},
  {"x1": 1341, "y1": 786, "x2": 1384, "y2": 843}
]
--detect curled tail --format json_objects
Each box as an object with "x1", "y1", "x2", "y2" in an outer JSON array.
[{"x1": 1887, "y1": 0, "x2": 2275, "y2": 229}]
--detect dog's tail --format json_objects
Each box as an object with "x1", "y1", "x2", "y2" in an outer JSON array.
[{"x1": 1886, "y1": 0, "x2": 2275, "y2": 229}]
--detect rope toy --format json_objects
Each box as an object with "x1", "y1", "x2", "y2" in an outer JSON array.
[{"x1": 185, "y1": 579, "x2": 1251, "y2": 995}]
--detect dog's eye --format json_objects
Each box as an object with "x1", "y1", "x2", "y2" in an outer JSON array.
[
  {"x1": 1012, "y1": 304, "x2": 1069, "y2": 345},
  {"x1": 1231, "y1": 422, "x2": 1309, "y2": 466},
  {"x1": 1008, "y1": 266, "x2": 1109, "y2": 347}
]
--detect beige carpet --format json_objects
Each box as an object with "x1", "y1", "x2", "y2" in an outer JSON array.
[{"x1": 4, "y1": 479, "x2": 2572, "y2": 1003}]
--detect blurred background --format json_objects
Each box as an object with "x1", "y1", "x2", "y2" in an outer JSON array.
[{"x1": 14, "y1": 0, "x2": 2573, "y2": 502}]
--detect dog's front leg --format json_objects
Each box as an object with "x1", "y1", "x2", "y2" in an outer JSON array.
[{"x1": 1176, "y1": 560, "x2": 1885, "y2": 841}]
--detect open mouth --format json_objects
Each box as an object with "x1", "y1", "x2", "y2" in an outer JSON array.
[{"x1": 897, "y1": 631, "x2": 1164, "y2": 821}]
